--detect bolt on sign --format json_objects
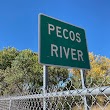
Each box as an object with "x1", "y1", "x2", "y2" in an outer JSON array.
[{"x1": 38, "y1": 14, "x2": 90, "y2": 69}]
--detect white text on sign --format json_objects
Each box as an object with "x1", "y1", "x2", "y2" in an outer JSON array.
[{"x1": 48, "y1": 23, "x2": 84, "y2": 62}]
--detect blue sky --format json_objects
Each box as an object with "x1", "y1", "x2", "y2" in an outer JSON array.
[{"x1": 0, "y1": 0, "x2": 110, "y2": 58}]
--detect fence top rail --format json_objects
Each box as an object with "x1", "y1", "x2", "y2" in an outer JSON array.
[{"x1": 0, "y1": 86, "x2": 110, "y2": 101}]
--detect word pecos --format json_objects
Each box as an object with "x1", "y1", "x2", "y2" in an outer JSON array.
[{"x1": 48, "y1": 23, "x2": 81, "y2": 43}]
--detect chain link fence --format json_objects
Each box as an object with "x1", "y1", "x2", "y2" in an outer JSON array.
[
  {"x1": 0, "y1": 85, "x2": 110, "y2": 110},
  {"x1": 0, "y1": 66, "x2": 110, "y2": 110}
]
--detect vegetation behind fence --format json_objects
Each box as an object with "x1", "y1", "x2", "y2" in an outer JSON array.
[{"x1": 0, "y1": 47, "x2": 110, "y2": 110}]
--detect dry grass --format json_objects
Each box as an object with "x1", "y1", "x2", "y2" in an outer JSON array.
[
  {"x1": 92, "y1": 104, "x2": 110, "y2": 110},
  {"x1": 72, "y1": 104, "x2": 110, "y2": 110}
]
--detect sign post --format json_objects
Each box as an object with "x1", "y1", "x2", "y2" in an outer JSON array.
[
  {"x1": 43, "y1": 65, "x2": 48, "y2": 110},
  {"x1": 38, "y1": 14, "x2": 90, "y2": 110},
  {"x1": 80, "y1": 69, "x2": 88, "y2": 110}
]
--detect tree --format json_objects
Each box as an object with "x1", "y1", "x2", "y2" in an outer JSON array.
[
  {"x1": 86, "y1": 52, "x2": 110, "y2": 87},
  {"x1": 48, "y1": 66, "x2": 68, "y2": 87},
  {"x1": 71, "y1": 52, "x2": 110, "y2": 87},
  {"x1": 0, "y1": 47, "x2": 18, "y2": 70},
  {"x1": 2, "y1": 49, "x2": 43, "y2": 95}
]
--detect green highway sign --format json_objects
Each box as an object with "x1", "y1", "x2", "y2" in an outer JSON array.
[{"x1": 38, "y1": 14, "x2": 90, "y2": 69}]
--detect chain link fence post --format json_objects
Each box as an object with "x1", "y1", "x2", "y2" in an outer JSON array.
[{"x1": 9, "y1": 99, "x2": 12, "y2": 110}]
